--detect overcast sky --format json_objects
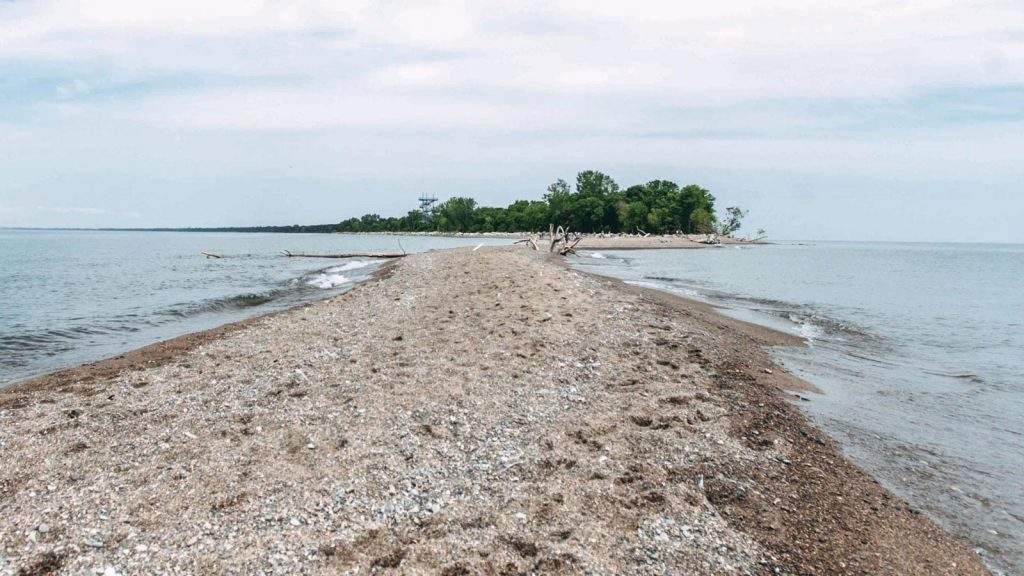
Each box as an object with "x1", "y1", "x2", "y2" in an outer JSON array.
[{"x1": 1, "y1": 1, "x2": 1023, "y2": 241}]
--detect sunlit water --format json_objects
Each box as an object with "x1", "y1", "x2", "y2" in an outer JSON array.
[
  {"x1": 572, "y1": 242, "x2": 1024, "y2": 575},
  {"x1": 0, "y1": 230, "x2": 507, "y2": 386}
]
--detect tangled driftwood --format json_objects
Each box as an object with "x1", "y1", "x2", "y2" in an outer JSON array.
[{"x1": 539, "y1": 224, "x2": 582, "y2": 255}]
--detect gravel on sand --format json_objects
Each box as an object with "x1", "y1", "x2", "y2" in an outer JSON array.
[{"x1": 0, "y1": 247, "x2": 986, "y2": 575}]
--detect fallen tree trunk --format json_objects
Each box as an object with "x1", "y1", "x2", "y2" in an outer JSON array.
[{"x1": 282, "y1": 251, "x2": 406, "y2": 259}]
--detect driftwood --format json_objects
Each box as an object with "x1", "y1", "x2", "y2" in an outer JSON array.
[
  {"x1": 201, "y1": 252, "x2": 223, "y2": 259},
  {"x1": 536, "y1": 224, "x2": 582, "y2": 255},
  {"x1": 282, "y1": 250, "x2": 406, "y2": 259},
  {"x1": 549, "y1": 225, "x2": 571, "y2": 253},
  {"x1": 513, "y1": 224, "x2": 581, "y2": 255},
  {"x1": 560, "y1": 235, "x2": 583, "y2": 255},
  {"x1": 514, "y1": 238, "x2": 539, "y2": 251}
]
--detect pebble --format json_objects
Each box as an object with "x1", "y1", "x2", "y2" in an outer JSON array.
[{"x1": 0, "y1": 248, "x2": 951, "y2": 575}]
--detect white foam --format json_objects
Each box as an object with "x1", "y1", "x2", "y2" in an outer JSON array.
[
  {"x1": 326, "y1": 260, "x2": 373, "y2": 273},
  {"x1": 589, "y1": 252, "x2": 607, "y2": 259},
  {"x1": 789, "y1": 314, "x2": 825, "y2": 341},
  {"x1": 307, "y1": 273, "x2": 350, "y2": 289}
]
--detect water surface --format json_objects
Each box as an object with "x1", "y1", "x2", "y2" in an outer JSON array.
[
  {"x1": 573, "y1": 242, "x2": 1024, "y2": 575},
  {"x1": 0, "y1": 230, "x2": 506, "y2": 385}
]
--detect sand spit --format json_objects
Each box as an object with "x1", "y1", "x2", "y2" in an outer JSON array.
[
  {"x1": 336, "y1": 231, "x2": 761, "y2": 250},
  {"x1": 566, "y1": 235, "x2": 758, "y2": 251},
  {"x1": 0, "y1": 247, "x2": 984, "y2": 575}
]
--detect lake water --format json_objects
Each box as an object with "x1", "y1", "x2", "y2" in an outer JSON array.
[
  {"x1": 3, "y1": 232, "x2": 1020, "y2": 573},
  {"x1": 0, "y1": 230, "x2": 506, "y2": 386},
  {"x1": 572, "y1": 242, "x2": 1024, "y2": 575}
]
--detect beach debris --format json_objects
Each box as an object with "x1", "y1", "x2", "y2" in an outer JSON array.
[
  {"x1": 514, "y1": 238, "x2": 540, "y2": 251},
  {"x1": 200, "y1": 252, "x2": 223, "y2": 259},
  {"x1": 282, "y1": 250, "x2": 406, "y2": 258},
  {"x1": 542, "y1": 224, "x2": 584, "y2": 255}
]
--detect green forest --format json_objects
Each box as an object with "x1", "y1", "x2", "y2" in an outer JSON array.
[
  {"x1": 335, "y1": 170, "x2": 743, "y2": 235},
  {"x1": 162, "y1": 171, "x2": 745, "y2": 235}
]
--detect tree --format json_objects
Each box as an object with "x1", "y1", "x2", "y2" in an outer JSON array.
[
  {"x1": 435, "y1": 197, "x2": 477, "y2": 232},
  {"x1": 689, "y1": 208, "x2": 715, "y2": 233},
  {"x1": 325, "y1": 169, "x2": 741, "y2": 236},
  {"x1": 576, "y1": 170, "x2": 619, "y2": 199},
  {"x1": 718, "y1": 206, "x2": 747, "y2": 235},
  {"x1": 544, "y1": 179, "x2": 573, "y2": 226}
]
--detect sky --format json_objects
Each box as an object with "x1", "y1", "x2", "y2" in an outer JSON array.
[{"x1": 1, "y1": 1, "x2": 1023, "y2": 242}]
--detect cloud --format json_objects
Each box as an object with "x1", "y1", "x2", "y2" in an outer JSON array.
[
  {"x1": 33, "y1": 205, "x2": 142, "y2": 218},
  {"x1": 4, "y1": 1, "x2": 1022, "y2": 99},
  {"x1": 1, "y1": 1, "x2": 1023, "y2": 239}
]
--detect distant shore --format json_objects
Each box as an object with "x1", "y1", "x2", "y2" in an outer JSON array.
[
  {"x1": 340, "y1": 230, "x2": 766, "y2": 250},
  {"x1": 0, "y1": 247, "x2": 984, "y2": 574}
]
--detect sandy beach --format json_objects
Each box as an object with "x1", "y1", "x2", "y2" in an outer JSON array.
[{"x1": 0, "y1": 247, "x2": 986, "y2": 575}]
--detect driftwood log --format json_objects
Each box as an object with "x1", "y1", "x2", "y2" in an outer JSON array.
[
  {"x1": 514, "y1": 238, "x2": 540, "y2": 251},
  {"x1": 282, "y1": 250, "x2": 407, "y2": 259},
  {"x1": 516, "y1": 224, "x2": 582, "y2": 256},
  {"x1": 201, "y1": 252, "x2": 223, "y2": 259}
]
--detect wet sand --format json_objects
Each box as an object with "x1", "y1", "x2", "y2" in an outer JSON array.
[{"x1": 0, "y1": 247, "x2": 985, "y2": 574}]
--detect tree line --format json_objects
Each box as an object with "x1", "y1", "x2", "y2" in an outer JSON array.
[
  {"x1": 336, "y1": 170, "x2": 743, "y2": 235},
  {"x1": 146, "y1": 170, "x2": 745, "y2": 235}
]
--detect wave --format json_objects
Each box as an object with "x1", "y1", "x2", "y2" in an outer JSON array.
[
  {"x1": 1, "y1": 258, "x2": 382, "y2": 378},
  {"x1": 923, "y1": 370, "x2": 985, "y2": 384},
  {"x1": 325, "y1": 260, "x2": 375, "y2": 273},
  {"x1": 306, "y1": 273, "x2": 350, "y2": 289},
  {"x1": 633, "y1": 272, "x2": 880, "y2": 348}
]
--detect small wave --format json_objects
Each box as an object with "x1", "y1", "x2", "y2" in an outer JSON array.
[
  {"x1": 643, "y1": 275, "x2": 681, "y2": 282},
  {"x1": 923, "y1": 370, "x2": 985, "y2": 384},
  {"x1": 589, "y1": 252, "x2": 607, "y2": 259},
  {"x1": 154, "y1": 288, "x2": 291, "y2": 319},
  {"x1": 325, "y1": 260, "x2": 375, "y2": 273},
  {"x1": 790, "y1": 315, "x2": 827, "y2": 341},
  {"x1": 223, "y1": 293, "x2": 276, "y2": 308},
  {"x1": 306, "y1": 273, "x2": 350, "y2": 289}
]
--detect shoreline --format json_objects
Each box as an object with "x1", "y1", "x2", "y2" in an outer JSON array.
[
  {"x1": 0, "y1": 262, "x2": 398, "y2": 402},
  {"x1": 336, "y1": 231, "x2": 766, "y2": 250},
  {"x1": 0, "y1": 247, "x2": 986, "y2": 574}
]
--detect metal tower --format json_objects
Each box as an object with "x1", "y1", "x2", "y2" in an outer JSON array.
[{"x1": 418, "y1": 195, "x2": 438, "y2": 217}]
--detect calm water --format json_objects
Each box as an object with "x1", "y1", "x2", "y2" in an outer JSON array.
[
  {"x1": 0, "y1": 230, "x2": 507, "y2": 385},
  {"x1": 572, "y1": 242, "x2": 1024, "y2": 575}
]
